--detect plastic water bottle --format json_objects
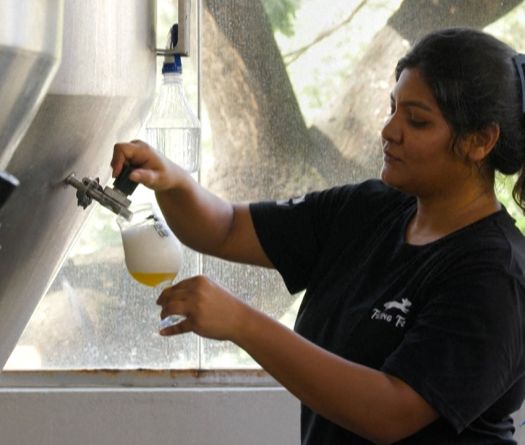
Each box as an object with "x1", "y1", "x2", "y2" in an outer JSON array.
[{"x1": 146, "y1": 54, "x2": 201, "y2": 173}]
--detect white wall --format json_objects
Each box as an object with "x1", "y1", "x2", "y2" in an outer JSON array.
[
  {"x1": 2, "y1": 386, "x2": 521, "y2": 444},
  {"x1": 0, "y1": 388, "x2": 300, "y2": 445}
]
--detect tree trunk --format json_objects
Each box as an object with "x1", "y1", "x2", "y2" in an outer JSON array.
[
  {"x1": 202, "y1": 0, "x2": 323, "y2": 201},
  {"x1": 199, "y1": 0, "x2": 524, "y2": 320},
  {"x1": 388, "y1": 0, "x2": 523, "y2": 43},
  {"x1": 202, "y1": 0, "x2": 524, "y2": 192},
  {"x1": 313, "y1": 0, "x2": 524, "y2": 184}
]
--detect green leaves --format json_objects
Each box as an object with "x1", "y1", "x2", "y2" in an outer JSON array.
[{"x1": 261, "y1": 0, "x2": 301, "y2": 36}]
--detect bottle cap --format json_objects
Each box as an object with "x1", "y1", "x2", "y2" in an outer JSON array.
[{"x1": 162, "y1": 54, "x2": 182, "y2": 74}]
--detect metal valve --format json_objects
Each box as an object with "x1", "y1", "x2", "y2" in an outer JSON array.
[{"x1": 65, "y1": 164, "x2": 138, "y2": 220}]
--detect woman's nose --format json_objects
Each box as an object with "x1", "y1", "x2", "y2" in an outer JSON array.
[{"x1": 381, "y1": 112, "x2": 402, "y2": 144}]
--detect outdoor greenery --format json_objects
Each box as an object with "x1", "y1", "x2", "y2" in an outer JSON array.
[
  {"x1": 268, "y1": 0, "x2": 525, "y2": 232},
  {"x1": 486, "y1": 7, "x2": 525, "y2": 233},
  {"x1": 262, "y1": 0, "x2": 301, "y2": 36}
]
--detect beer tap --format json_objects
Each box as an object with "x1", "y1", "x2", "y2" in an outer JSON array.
[{"x1": 64, "y1": 163, "x2": 138, "y2": 221}]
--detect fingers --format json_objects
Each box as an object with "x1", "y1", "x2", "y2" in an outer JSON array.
[
  {"x1": 160, "y1": 318, "x2": 192, "y2": 336},
  {"x1": 128, "y1": 168, "x2": 160, "y2": 189},
  {"x1": 157, "y1": 298, "x2": 189, "y2": 337},
  {"x1": 159, "y1": 314, "x2": 186, "y2": 330},
  {"x1": 159, "y1": 300, "x2": 187, "y2": 321},
  {"x1": 156, "y1": 281, "x2": 192, "y2": 335},
  {"x1": 111, "y1": 143, "x2": 128, "y2": 177},
  {"x1": 111, "y1": 139, "x2": 182, "y2": 192},
  {"x1": 155, "y1": 275, "x2": 241, "y2": 340},
  {"x1": 156, "y1": 276, "x2": 198, "y2": 305},
  {"x1": 156, "y1": 276, "x2": 210, "y2": 337},
  {"x1": 111, "y1": 140, "x2": 153, "y2": 178}
]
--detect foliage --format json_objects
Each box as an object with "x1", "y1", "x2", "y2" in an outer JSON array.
[
  {"x1": 496, "y1": 174, "x2": 525, "y2": 234},
  {"x1": 485, "y1": 1, "x2": 525, "y2": 51},
  {"x1": 261, "y1": 0, "x2": 301, "y2": 36},
  {"x1": 488, "y1": 1, "x2": 525, "y2": 233}
]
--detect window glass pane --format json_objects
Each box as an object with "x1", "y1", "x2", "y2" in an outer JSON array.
[
  {"x1": 5, "y1": 188, "x2": 201, "y2": 370},
  {"x1": 197, "y1": 0, "x2": 525, "y2": 369},
  {"x1": 6, "y1": 0, "x2": 525, "y2": 372},
  {"x1": 197, "y1": 0, "x2": 403, "y2": 368},
  {"x1": 5, "y1": 0, "x2": 202, "y2": 371}
]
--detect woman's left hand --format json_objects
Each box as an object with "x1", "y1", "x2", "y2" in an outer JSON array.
[{"x1": 157, "y1": 275, "x2": 249, "y2": 341}]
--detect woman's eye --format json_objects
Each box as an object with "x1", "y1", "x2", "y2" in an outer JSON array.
[
  {"x1": 408, "y1": 114, "x2": 428, "y2": 128},
  {"x1": 410, "y1": 118, "x2": 428, "y2": 128}
]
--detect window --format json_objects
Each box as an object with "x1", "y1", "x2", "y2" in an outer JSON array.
[{"x1": 5, "y1": 1, "x2": 525, "y2": 375}]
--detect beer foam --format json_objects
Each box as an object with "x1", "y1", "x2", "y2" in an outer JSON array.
[{"x1": 121, "y1": 220, "x2": 182, "y2": 274}]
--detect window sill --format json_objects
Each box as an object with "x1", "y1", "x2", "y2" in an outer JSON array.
[{"x1": 0, "y1": 369, "x2": 279, "y2": 388}]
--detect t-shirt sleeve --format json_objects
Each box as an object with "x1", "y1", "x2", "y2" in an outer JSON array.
[
  {"x1": 249, "y1": 182, "x2": 371, "y2": 294},
  {"x1": 381, "y1": 265, "x2": 522, "y2": 433},
  {"x1": 249, "y1": 180, "x2": 404, "y2": 294},
  {"x1": 249, "y1": 188, "x2": 342, "y2": 294}
]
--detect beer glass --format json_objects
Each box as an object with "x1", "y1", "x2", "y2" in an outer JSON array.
[{"x1": 117, "y1": 203, "x2": 185, "y2": 329}]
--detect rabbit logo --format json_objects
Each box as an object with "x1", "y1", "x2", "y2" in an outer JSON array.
[
  {"x1": 383, "y1": 298, "x2": 412, "y2": 314},
  {"x1": 371, "y1": 298, "x2": 412, "y2": 328}
]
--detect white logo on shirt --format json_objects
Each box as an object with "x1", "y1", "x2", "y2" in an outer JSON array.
[
  {"x1": 383, "y1": 298, "x2": 412, "y2": 314},
  {"x1": 371, "y1": 298, "x2": 412, "y2": 328}
]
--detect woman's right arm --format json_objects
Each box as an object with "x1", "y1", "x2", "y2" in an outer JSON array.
[{"x1": 111, "y1": 140, "x2": 273, "y2": 268}]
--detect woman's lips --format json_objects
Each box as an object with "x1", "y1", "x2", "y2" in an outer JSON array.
[{"x1": 383, "y1": 151, "x2": 401, "y2": 163}]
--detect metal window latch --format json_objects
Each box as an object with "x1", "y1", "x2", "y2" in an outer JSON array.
[{"x1": 65, "y1": 164, "x2": 138, "y2": 220}]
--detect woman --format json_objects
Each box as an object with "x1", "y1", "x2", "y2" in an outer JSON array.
[{"x1": 112, "y1": 28, "x2": 525, "y2": 444}]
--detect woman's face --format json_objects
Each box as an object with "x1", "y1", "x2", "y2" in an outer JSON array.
[{"x1": 381, "y1": 68, "x2": 469, "y2": 197}]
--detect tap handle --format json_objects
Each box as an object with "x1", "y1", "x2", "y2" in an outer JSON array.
[{"x1": 113, "y1": 163, "x2": 138, "y2": 196}]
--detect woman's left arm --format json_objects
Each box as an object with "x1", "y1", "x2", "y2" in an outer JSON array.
[{"x1": 157, "y1": 275, "x2": 438, "y2": 445}]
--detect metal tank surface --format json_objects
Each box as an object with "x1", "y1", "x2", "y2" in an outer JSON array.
[
  {"x1": 0, "y1": 0, "x2": 63, "y2": 170},
  {"x1": 0, "y1": 0, "x2": 63, "y2": 206},
  {"x1": 0, "y1": 0, "x2": 156, "y2": 368}
]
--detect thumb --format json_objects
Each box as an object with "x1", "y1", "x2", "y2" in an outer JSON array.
[{"x1": 129, "y1": 168, "x2": 162, "y2": 189}]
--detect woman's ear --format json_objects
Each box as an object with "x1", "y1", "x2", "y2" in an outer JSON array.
[{"x1": 464, "y1": 123, "x2": 500, "y2": 162}]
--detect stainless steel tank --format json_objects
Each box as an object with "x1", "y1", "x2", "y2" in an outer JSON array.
[
  {"x1": 0, "y1": 0, "x2": 156, "y2": 368},
  {"x1": 0, "y1": 0, "x2": 64, "y2": 206}
]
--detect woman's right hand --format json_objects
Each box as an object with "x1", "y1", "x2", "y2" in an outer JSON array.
[
  {"x1": 111, "y1": 140, "x2": 186, "y2": 192},
  {"x1": 113, "y1": 140, "x2": 272, "y2": 267}
]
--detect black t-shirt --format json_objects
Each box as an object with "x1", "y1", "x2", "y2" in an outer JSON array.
[{"x1": 249, "y1": 179, "x2": 525, "y2": 444}]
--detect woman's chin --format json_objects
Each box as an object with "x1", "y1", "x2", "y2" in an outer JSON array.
[
  {"x1": 380, "y1": 166, "x2": 396, "y2": 186},
  {"x1": 380, "y1": 168, "x2": 406, "y2": 192}
]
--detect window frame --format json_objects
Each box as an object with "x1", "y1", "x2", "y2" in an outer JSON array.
[{"x1": 0, "y1": 369, "x2": 279, "y2": 388}]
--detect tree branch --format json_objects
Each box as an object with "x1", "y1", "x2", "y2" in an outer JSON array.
[{"x1": 283, "y1": 0, "x2": 368, "y2": 65}]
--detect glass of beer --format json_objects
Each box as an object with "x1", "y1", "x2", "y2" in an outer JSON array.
[{"x1": 117, "y1": 202, "x2": 185, "y2": 329}]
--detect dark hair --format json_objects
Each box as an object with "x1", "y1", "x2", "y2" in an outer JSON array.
[{"x1": 395, "y1": 27, "x2": 525, "y2": 212}]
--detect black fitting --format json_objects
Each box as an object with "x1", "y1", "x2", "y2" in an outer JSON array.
[
  {"x1": 0, "y1": 170, "x2": 20, "y2": 210},
  {"x1": 169, "y1": 24, "x2": 179, "y2": 48},
  {"x1": 112, "y1": 163, "x2": 138, "y2": 197}
]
